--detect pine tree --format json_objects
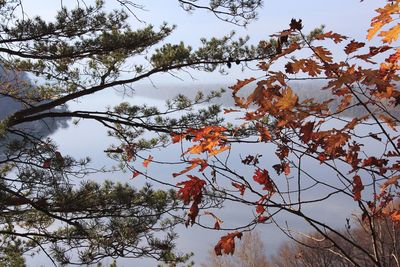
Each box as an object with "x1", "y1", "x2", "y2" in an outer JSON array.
[{"x1": 0, "y1": 0, "x2": 268, "y2": 265}]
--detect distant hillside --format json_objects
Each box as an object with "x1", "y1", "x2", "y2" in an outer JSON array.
[
  {"x1": 129, "y1": 81, "x2": 399, "y2": 118},
  {"x1": 0, "y1": 68, "x2": 69, "y2": 139}
]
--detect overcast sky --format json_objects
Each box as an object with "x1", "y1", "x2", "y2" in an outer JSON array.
[{"x1": 22, "y1": 0, "x2": 382, "y2": 85}]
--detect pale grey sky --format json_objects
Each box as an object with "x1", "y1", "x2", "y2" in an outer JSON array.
[{"x1": 21, "y1": 0, "x2": 382, "y2": 85}]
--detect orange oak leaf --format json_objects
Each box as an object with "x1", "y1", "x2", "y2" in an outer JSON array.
[
  {"x1": 269, "y1": 71, "x2": 287, "y2": 86},
  {"x1": 143, "y1": 155, "x2": 154, "y2": 167},
  {"x1": 214, "y1": 231, "x2": 243, "y2": 256},
  {"x1": 379, "y1": 114, "x2": 398, "y2": 131},
  {"x1": 367, "y1": 2, "x2": 400, "y2": 41},
  {"x1": 223, "y1": 108, "x2": 240, "y2": 114},
  {"x1": 173, "y1": 158, "x2": 208, "y2": 177},
  {"x1": 245, "y1": 82, "x2": 265, "y2": 106},
  {"x1": 303, "y1": 59, "x2": 323, "y2": 77},
  {"x1": 230, "y1": 78, "x2": 256, "y2": 94},
  {"x1": 355, "y1": 46, "x2": 392, "y2": 63},
  {"x1": 285, "y1": 59, "x2": 323, "y2": 77},
  {"x1": 185, "y1": 126, "x2": 229, "y2": 156},
  {"x1": 362, "y1": 156, "x2": 388, "y2": 168},
  {"x1": 344, "y1": 118, "x2": 360, "y2": 131},
  {"x1": 338, "y1": 95, "x2": 353, "y2": 112},
  {"x1": 381, "y1": 175, "x2": 400, "y2": 192},
  {"x1": 314, "y1": 46, "x2": 333, "y2": 63},
  {"x1": 171, "y1": 132, "x2": 186, "y2": 143},
  {"x1": 274, "y1": 42, "x2": 300, "y2": 60},
  {"x1": 208, "y1": 145, "x2": 230, "y2": 156},
  {"x1": 391, "y1": 210, "x2": 400, "y2": 222},
  {"x1": 276, "y1": 145, "x2": 289, "y2": 160},
  {"x1": 276, "y1": 87, "x2": 298, "y2": 110},
  {"x1": 380, "y1": 24, "x2": 400, "y2": 43}
]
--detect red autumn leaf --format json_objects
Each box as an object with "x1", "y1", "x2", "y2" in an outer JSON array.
[
  {"x1": 177, "y1": 175, "x2": 207, "y2": 227},
  {"x1": 318, "y1": 153, "x2": 328, "y2": 163},
  {"x1": 253, "y1": 169, "x2": 269, "y2": 184},
  {"x1": 253, "y1": 169, "x2": 275, "y2": 192},
  {"x1": 300, "y1": 121, "x2": 314, "y2": 143},
  {"x1": 256, "y1": 124, "x2": 272, "y2": 142},
  {"x1": 362, "y1": 156, "x2": 388, "y2": 168},
  {"x1": 344, "y1": 40, "x2": 365, "y2": 54},
  {"x1": 176, "y1": 175, "x2": 206, "y2": 205},
  {"x1": 242, "y1": 155, "x2": 260, "y2": 165},
  {"x1": 352, "y1": 175, "x2": 364, "y2": 201},
  {"x1": 214, "y1": 231, "x2": 243, "y2": 256},
  {"x1": 43, "y1": 159, "x2": 51, "y2": 169},
  {"x1": 204, "y1": 211, "x2": 223, "y2": 230},
  {"x1": 276, "y1": 145, "x2": 289, "y2": 160},
  {"x1": 289, "y1": 18, "x2": 303, "y2": 31},
  {"x1": 231, "y1": 182, "x2": 246, "y2": 196},
  {"x1": 272, "y1": 162, "x2": 290, "y2": 176},
  {"x1": 143, "y1": 155, "x2": 154, "y2": 167},
  {"x1": 283, "y1": 162, "x2": 290, "y2": 176},
  {"x1": 256, "y1": 204, "x2": 265, "y2": 214},
  {"x1": 186, "y1": 201, "x2": 200, "y2": 227},
  {"x1": 315, "y1": 31, "x2": 347, "y2": 43},
  {"x1": 257, "y1": 216, "x2": 268, "y2": 223},
  {"x1": 132, "y1": 170, "x2": 140, "y2": 178}
]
